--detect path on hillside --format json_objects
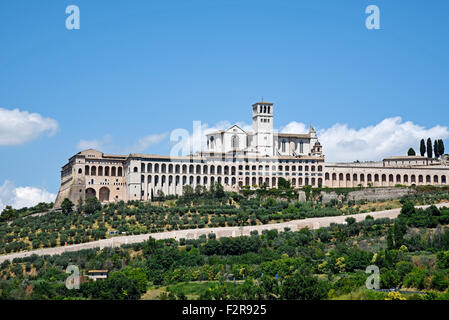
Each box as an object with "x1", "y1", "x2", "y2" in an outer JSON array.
[{"x1": 1, "y1": 203, "x2": 448, "y2": 263}]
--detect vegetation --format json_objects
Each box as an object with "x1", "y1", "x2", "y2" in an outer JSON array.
[
  {"x1": 2, "y1": 184, "x2": 449, "y2": 255},
  {"x1": 1, "y1": 201, "x2": 449, "y2": 300}
]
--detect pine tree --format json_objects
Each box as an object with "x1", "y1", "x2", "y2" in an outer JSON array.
[
  {"x1": 434, "y1": 140, "x2": 440, "y2": 158},
  {"x1": 426, "y1": 138, "x2": 433, "y2": 158},
  {"x1": 407, "y1": 148, "x2": 416, "y2": 156},
  {"x1": 420, "y1": 139, "x2": 426, "y2": 156}
]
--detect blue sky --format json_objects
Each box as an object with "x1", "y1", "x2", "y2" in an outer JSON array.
[{"x1": 0, "y1": 0, "x2": 448, "y2": 207}]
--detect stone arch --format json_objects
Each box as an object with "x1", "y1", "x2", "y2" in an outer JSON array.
[
  {"x1": 99, "y1": 187, "x2": 110, "y2": 202},
  {"x1": 442, "y1": 176, "x2": 447, "y2": 184},
  {"x1": 203, "y1": 165, "x2": 208, "y2": 174},
  {"x1": 105, "y1": 166, "x2": 110, "y2": 176},
  {"x1": 210, "y1": 165, "x2": 215, "y2": 174},
  {"x1": 147, "y1": 163, "x2": 152, "y2": 173},
  {"x1": 168, "y1": 164, "x2": 173, "y2": 173},
  {"x1": 411, "y1": 175, "x2": 416, "y2": 183},
  {"x1": 196, "y1": 165, "x2": 201, "y2": 174},
  {"x1": 360, "y1": 174, "x2": 365, "y2": 182},
  {"x1": 189, "y1": 165, "x2": 194, "y2": 174},
  {"x1": 111, "y1": 167, "x2": 116, "y2": 176},
  {"x1": 161, "y1": 164, "x2": 167, "y2": 173},
  {"x1": 78, "y1": 168, "x2": 82, "y2": 174},
  {"x1": 353, "y1": 173, "x2": 357, "y2": 182},
  {"x1": 98, "y1": 166, "x2": 103, "y2": 176},
  {"x1": 396, "y1": 174, "x2": 401, "y2": 183},
  {"x1": 217, "y1": 166, "x2": 222, "y2": 175},
  {"x1": 155, "y1": 164, "x2": 160, "y2": 173},
  {"x1": 404, "y1": 175, "x2": 409, "y2": 183},
  {"x1": 133, "y1": 167, "x2": 138, "y2": 173},
  {"x1": 118, "y1": 167, "x2": 122, "y2": 176},
  {"x1": 419, "y1": 175, "x2": 423, "y2": 183},
  {"x1": 91, "y1": 166, "x2": 97, "y2": 176},
  {"x1": 434, "y1": 175, "x2": 439, "y2": 183},
  {"x1": 182, "y1": 164, "x2": 187, "y2": 174},
  {"x1": 426, "y1": 175, "x2": 431, "y2": 183},
  {"x1": 85, "y1": 165, "x2": 89, "y2": 175},
  {"x1": 85, "y1": 188, "x2": 96, "y2": 199}
]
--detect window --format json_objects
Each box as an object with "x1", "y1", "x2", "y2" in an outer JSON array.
[
  {"x1": 231, "y1": 135, "x2": 239, "y2": 149},
  {"x1": 281, "y1": 140, "x2": 286, "y2": 153}
]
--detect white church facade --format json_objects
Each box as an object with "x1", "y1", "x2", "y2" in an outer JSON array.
[{"x1": 54, "y1": 101, "x2": 449, "y2": 207}]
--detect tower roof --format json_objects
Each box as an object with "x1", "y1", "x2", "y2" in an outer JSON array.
[{"x1": 252, "y1": 101, "x2": 273, "y2": 106}]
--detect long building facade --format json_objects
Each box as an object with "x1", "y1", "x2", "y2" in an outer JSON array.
[{"x1": 54, "y1": 101, "x2": 449, "y2": 207}]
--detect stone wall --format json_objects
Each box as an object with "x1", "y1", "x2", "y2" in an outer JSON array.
[{"x1": 320, "y1": 187, "x2": 416, "y2": 203}]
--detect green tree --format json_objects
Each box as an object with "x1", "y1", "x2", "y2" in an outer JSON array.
[
  {"x1": 61, "y1": 198, "x2": 74, "y2": 215},
  {"x1": 420, "y1": 139, "x2": 426, "y2": 157},
  {"x1": 83, "y1": 197, "x2": 101, "y2": 214},
  {"x1": 434, "y1": 140, "x2": 440, "y2": 158},
  {"x1": 76, "y1": 197, "x2": 83, "y2": 214},
  {"x1": 407, "y1": 148, "x2": 416, "y2": 156},
  {"x1": 0, "y1": 205, "x2": 17, "y2": 222},
  {"x1": 438, "y1": 139, "x2": 445, "y2": 156},
  {"x1": 278, "y1": 177, "x2": 291, "y2": 189},
  {"x1": 427, "y1": 138, "x2": 433, "y2": 158}
]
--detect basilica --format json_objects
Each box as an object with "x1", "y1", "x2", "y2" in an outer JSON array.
[{"x1": 55, "y1": 101, "x2": 449, "y2": 207}]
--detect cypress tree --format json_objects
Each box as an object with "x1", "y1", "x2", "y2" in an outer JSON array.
[
  {"x1": 434, "y1": 140, "x2": 440, "y2": 158},
  {"x1": 420, "y1": 139, "x2": 426, "y2": 156},
  {"x1": 407, "y1": 148, "x2": 416, "y2": 156},
  {"x1": 426, "y1": 138, "x2": 433, "y2": 158},
  {"x1": 438, "y1": 139, "x2": 445, "y2": 156}
]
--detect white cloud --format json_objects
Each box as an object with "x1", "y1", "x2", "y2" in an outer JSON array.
[
  {"x1": 133, "y1": 133, "x2": 169, "y2": 153},
  {"x1": 280, "y1": 121, "x2": 309, "y2": 134},
  {"x1": 0, "y1": 108, "x2": 58, "y2": 146},
  {"x1": 281, "y1": 117, "x2": 449, "y2": 163},
  {"x1": 0, "y1": 180, "x2": 56, "y2": 211},
  {"x1": 77, "y1": 134, "x2": 112, "y2": 151}
]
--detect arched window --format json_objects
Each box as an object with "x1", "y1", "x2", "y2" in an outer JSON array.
[
  {"x1": 231, "y1": 135, "x2": 239, "y2": 149},
  {"x1": 281, "y1": 140, "x2": 286, "y2": 153}
]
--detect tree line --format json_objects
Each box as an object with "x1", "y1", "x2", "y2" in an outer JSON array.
[{"x1": 409, "y1": 138, "x2": 445, "y2": 158}]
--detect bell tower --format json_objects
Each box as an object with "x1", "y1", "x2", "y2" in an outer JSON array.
[{"x1": 252, "y1": 101, "x2": 274, "y2": 156}]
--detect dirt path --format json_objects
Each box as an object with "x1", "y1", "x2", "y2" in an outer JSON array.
[{"x1": 1, "y1": 202, "x2": 447, "y2": 264}]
